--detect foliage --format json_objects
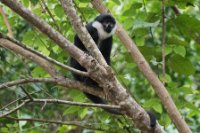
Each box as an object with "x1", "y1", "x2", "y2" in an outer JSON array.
[{"x1": 0, "y1": 0, "x2": 200, "y2": 132}]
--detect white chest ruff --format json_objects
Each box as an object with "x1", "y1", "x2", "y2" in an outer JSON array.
[{"x1": 92, "y1": 21, "x2": 116, "y2": 40}]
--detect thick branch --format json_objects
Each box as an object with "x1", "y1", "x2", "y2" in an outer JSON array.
[
  {"x1": 0, "y1": 39, "x2": 104, "y2": 98},
  {"x1": 0, "y1": 38, "x2": 58, "y2": 77},
  {"x1": 0, "y1": 33, "x2": 88, "y2": 77},
  {"x1": 0, "y1": 0, "x2": 96, "y2": 73},
  {"x1": 91, "y1": 0, "x2": 191, "y2": 133}
]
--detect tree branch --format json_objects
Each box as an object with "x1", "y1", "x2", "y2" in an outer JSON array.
[
  {"x1": 40, "y1": 0, "x2": 60, "y2": 31},
  {"x1": 161, "y1": 0, "x2": 166, "y2": 84},
  {"x1": 6, "y1": 117, "x2": 106, "y2": 131},
  {"x1": 32, "y1": 98, "x2": 120, "y2": 110},
  {"x1": 60, "y1": 0, "x2": 107, "y2": 66},
  {"x1": 0, "y1": 39, "x2": 104, "y2": 98},
  {"x1": 0, "y1": 99, "x2": 30, "y2": 118},
  {"x1": 0, "y1": 78, "x2": 55, "y2": 90},
  {"x1": 0, "y1": 6, "x2": 13, "y2": 37},
  {"x1": 91, "y1": 0, "x2": 191, "y2": 133},
  {"x1": 0, "y1": 33, "x2": 89, "y2": 77}
]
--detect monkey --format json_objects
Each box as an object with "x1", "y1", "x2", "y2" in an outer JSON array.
[{"x1": 70, "y1": 14, "x2": 156, "y2": 127}]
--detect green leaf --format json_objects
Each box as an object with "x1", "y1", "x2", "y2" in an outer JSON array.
[
  {"x1": 167, "y1": 36, "x2": 188, "y2": 46},
  {"x1": 133, "y1": 20, "x2": 160, "y2": 30},
  {"x1": 54, "y1": 5, "x2": 65, "y2": 18},
  {"x1": 174, "y1": 14, "x2": 200, "y2": 38},
  {"x1": 112, "y1": 0, "x2": 121, "y2": 5},
  {"x1": 152, "y1": 104, "x2": 163, "y2": 113},
  {"x1": 168, "y1": 55, "x2": 195, "y2": 76},
  {"x1": 178, "y1": 86, "x2": 193, "y2": 94},
  {"x1": 173, "y1": 45, "x2": 186, "y2": 57},
  {"x1": 0, "y1": 127, "x2": 9, "y2": 133},
  {"x1": 165, "y1": 46, "x2": 173, "y2": 56},
  {"x1": 160, "y1": 114, "x2": 171, "y2": 127},
  {"x1": 31, "y1": 67, "x2": 48, "y2": 77}
]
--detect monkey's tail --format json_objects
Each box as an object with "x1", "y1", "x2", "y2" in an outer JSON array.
[{"x1": 84, "y1": 93, "x2": 122, "y2": 115}]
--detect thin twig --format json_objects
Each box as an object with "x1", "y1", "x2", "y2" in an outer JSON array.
[
  {"x1": 0, "y1": 77, "x2": 105, "y2": 98},
  {"x1": 0, "y1": 90, "x2": 41, "y2": 111},
  {"x1": 142, "y1": 0, "x2": 154, "y2": 39},
  {"x1": 161, "y1": 0, "x2": 166, "y2": 84},
  {"x1": 32, "y1": 98, "x2": 120, "y2": 109},
  {"x1": 0, "y1": 78, "x2": 55, "y2": 90},
  {"x1": 0, "y1": 6, "x2": 13, "y2": 37},
  {"x1": 6, "y1": 116, "x2": 106, "y2": 131},
  {"x1": 40, "y1": 0, "x2": 60, "y2": 31},
  {"x1": 20, "y1": 86, "x2": 34, "y2": 101},
  {"x1": 0, "y1": 99, "x2": 30, "y2": 118},
  {"x1": 171, "y1": 5, "x2": 181, "y2": 15}
]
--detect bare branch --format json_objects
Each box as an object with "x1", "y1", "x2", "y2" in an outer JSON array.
[
  {"x1": 91, "y1": 0, "x2": 191, "y2": 133},
  {"x1": 161, "y1": 0, "x2": 166, "y2": 84},
  {"x1": 0, "y1": 34, "x2": 88, "y2": 77},
  {"x1": 0, "y1": 6, "x2": 13, "y2": 37},
  {"x1": 0, "y1": 39, "x2": 104, "y2": 98},
  {"x1": 32, "y1": 98, "x2": 120, "y2": 110},
  {"x1": 0, "y1": 0, "x2": 95, "y2": 73},
  {"x1": 0, "y1": 38, "x2": 59, "y2": 77},
  {"x1": 0, "y1": 90, "x2": 41, "y2": 110},
  {"x1": 6, "y1": 117, "x2": 106, "y2": 131},
  {"x1": 40, "y1": 0, "x2": 60, "y2": 31},
  {"x1": 0, "y1": 78, "x2": 55, "y2": 90},
  {"x1": 20, "y1": 86, "x2": 34, "y2": 101},
  {"x1": 0, "y1": 99, "x2": 30, "y2": 118}
]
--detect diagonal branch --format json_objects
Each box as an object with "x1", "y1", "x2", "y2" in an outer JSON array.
[
  {"x1": 40, "y1": 0, "x2": 60, "y2": 31},
  {"x1": 91, "y1": 0, "x2": 192, "y2": 133},
  {"x1": 0, "y1": 6, "x2": 13, "y2": 37},
  {"x1": 0, "y1": 33, "x2": 88, "y2": 77},
  {"x1": 60, "y1": 0, "x2": 107, "y2": 66}
]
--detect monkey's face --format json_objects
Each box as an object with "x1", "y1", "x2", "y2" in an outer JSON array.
[{"x1": 95, "y1": 14, "x2": 116, "y2": 33}]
